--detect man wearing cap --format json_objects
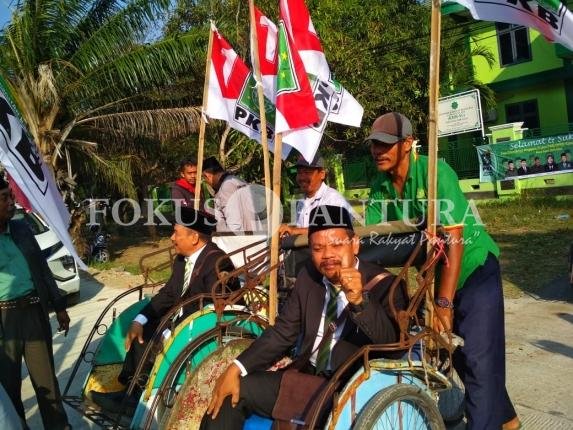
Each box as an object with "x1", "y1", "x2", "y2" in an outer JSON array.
[
  {"x1": 364, "y1": 112, "x2": 520, "y2": 430},
  {"x1": 202, "y1": 156, "x2": 264, "y2": 233},
  {"x1": 201, "y1": 205, "x2": 407, "y2": 429},
  {"x1": 0, "y1": 177, "x2": 71, "y2": 430},
  {"x1": 279, "y1": 153, "x2": 353, "y2": 237},
  {"x1": 89, "y1": 207, "x2": 236, "y2": 412}
]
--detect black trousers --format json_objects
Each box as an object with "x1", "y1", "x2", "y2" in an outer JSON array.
[
  {"x1": 200, "y1": 370, "x2": 283, "y2": 430},
  {"x1": 0, "y1": 303, "x2": 69, "y2": 430},
  {"x1": 117, "y1": 319, "x2": 160, "y2": 391},
  {"x1": 453, "y1": 254, "x2": 517, "y2": 429}
]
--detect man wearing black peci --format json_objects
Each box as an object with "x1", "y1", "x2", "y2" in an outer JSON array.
[
  {"x1": 90, "y1": 207, "x2": 236, "y2": 413},
  {"x1": 201, "y1": 205, "x2": 407, "y2": 429}
]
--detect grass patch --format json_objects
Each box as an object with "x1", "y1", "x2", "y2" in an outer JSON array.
[{"x1": 475, "y1": 195, "x2": 572, "y2": 297}]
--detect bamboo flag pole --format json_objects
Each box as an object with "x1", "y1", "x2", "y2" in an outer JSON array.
[
  {"x1": 426, "y1": 0, "x2": 442, "y2": 330},
  {"x1": 268, "y1": 133, "x2": 283, "y2": 325},
  {"x1": 249, "y1": 0, "x2": 272, "y2": 235},
  {"x1": 195, "y1": 23, "x2": 215, "y2": 211}
]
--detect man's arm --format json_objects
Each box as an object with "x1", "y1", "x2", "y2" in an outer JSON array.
[
  {"x1": 434, "y1": 225, "x2": 463, "y2": 332},
  {"x1": 16, "y1": 221, "x2": 70, "y2": 333},
  {"x1": 346, "y1": 272, "x2": 406, "y2": 345}
]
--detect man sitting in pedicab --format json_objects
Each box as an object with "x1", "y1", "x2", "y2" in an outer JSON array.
[
  {"x1": 89, "y1": 207, "x2": 237, "y2": 413},
  {"x1": 201, "y1": 205, "x2": 408, "y2": 429}
]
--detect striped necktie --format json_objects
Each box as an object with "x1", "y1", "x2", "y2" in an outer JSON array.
[
  {"x1": 315, "y1": 284, "x2": 340, "y2": 375},
  {"x1": 181, "y1": 257, "x2": 193, "y2": 297}
]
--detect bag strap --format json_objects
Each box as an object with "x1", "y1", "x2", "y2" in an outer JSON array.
[{"x1": 362, "y1": 271, "x2": 391, "y2": 292}]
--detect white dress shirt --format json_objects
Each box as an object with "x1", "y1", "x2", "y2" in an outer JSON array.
[
  {"x1": 295, "y1": 182, "x2": 354, "y2": 227},
  {"x1": 133, "y1": 244, "x2": 207, "y2": 326}
]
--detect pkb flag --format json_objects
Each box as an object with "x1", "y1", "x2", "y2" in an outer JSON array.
[
  {"x1": 452, "y1": 0, "x2": 573, "y2": 50},
  {"x1": 206, "y1": 24, "x2": 288, "y2": 155}
]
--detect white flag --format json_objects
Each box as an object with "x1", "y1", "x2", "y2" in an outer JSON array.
[
  {"x1": 0, "y1": 88, "x2": 87, "y2": 270},
  {"x1": 452, "y1": 0, "x2": 573, "y2": 51}
]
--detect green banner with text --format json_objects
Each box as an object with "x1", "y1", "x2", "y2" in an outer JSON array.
[{"x1": 476, "y1": 133, "x2": 573, "y2": 182}]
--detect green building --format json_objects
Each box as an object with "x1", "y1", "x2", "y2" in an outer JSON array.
[{"x1": 440, "y1": 1, "x2": 573, "y2": 184}]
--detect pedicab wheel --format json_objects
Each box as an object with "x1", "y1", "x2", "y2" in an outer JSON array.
[
  {"x1": 438, "y1": 368, "x2": 465, "y2": 424},
  {"x1": 353, "y1": 384, "x2": 445, "y2": 430}
]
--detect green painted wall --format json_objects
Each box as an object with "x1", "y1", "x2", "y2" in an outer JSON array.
[
  {"x1": 471, "y1": 25, "x2": 564, "y2": 83},
  {"x1": 495, "y1": 82, "x2": 570, "y2": 131}
]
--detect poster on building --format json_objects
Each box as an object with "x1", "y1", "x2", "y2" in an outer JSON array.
[
  {"x1": 438, "y1": 89, "x2": 484, "y2": 137},
  {"x1": 476, "y1": 132, "x2": 573, "y2": 182}
]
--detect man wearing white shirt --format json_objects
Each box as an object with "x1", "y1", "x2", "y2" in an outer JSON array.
[
  {"x1": 279, "y1": 154, "x2": 354, "y2": 237},
  {"x1": 89, "y1": 207, "x2": 236, "y2": 413},
  {"x1": 202, "y1": 205, "x2": 407, "y2": 429}
]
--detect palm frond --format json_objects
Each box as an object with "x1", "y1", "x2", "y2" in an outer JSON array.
[
  {"x1": 68, "y1": 0, "x2": 171, "y2": 72},
  {"x1": 75, "y1": 106, "x2": 201, "y2": 142},
  {"x1": 64, "y1": 33, "x2": 205, "y2": 113}
]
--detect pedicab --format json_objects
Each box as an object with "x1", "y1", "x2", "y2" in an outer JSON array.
[
  {"x1": 61, "y1": 235, "x2": 276, "y2": 430},
  {"x1": 152, "y1": 221, "x2": 465, "y2": 430}
]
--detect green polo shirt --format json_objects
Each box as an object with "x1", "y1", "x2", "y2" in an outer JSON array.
[
  {"x1": 365, "y1": 153, "x2": 499, "y2": 290},
  {"x1": 0, "y1": 224, "x2": 36, "y2": 300}
]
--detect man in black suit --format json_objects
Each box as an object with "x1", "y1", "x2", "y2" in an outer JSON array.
[
  {"x1": 90, "y1": 207, "x2": 236, "y2": 411},
  {"x1": 0, "y1": 177, "x2": 71, "y2": 429},
  {"x1": 517, "y1": 159, "x2": 529, "y2": 176},
  {"x1": 201, "y1": 205, "x2": 407, "y2": 429}
]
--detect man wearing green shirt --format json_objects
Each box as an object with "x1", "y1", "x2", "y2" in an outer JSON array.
[
  {"x1": 364, "y1": 112, "x2": 520, "y2": 430},
  {"x1": 0, "y1": 177, "x2": 71, "y2": 430}
]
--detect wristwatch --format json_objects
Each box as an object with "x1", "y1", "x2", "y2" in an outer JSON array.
[{"x1": 435, "y1": 296, "x2": 454, "y2": 309}]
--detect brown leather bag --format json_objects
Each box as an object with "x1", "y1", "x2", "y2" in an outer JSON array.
[
  {"x1": 271, "y1": 272, "x2": 391, "y2": 429},
  {"x1": 271, "y1": 369, "x2": 328, "y2": 429}
]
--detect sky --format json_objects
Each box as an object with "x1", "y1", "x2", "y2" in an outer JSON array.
[{"x1": 0, "y1": 1, "x2": 13, "y2": 30}]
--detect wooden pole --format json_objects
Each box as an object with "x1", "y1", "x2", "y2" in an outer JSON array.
[
  {"x1": 195, "y1": 23, "x2": 215, "y2": 211},
  {"x1": 426, "y1": 0, "x2": 442, "y2": 330},
  {"x1": 268, "y1": 133, "x2": 283, "y2": 325},
  {"x1": 249, "y1": 0, "x2": 272, "y2": 235}
]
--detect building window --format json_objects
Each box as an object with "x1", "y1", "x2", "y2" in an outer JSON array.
[
  {"x1": 496, "y1": 23, "x2": 531, "y2": 66},
  {"x1": 505, "y1": 100, "x2": 540, "y2": 130}
]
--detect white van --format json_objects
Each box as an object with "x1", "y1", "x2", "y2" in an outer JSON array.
[{"x1": 13, "y1": 205, "x2": 81, "y2": 301}]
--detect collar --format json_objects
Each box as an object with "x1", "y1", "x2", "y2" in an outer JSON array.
[
  {"x1": 185, "y1": 243, "x2": 207, "y2": 266},
  {"x1": 377, "y1": 152, "x2": 416, "y2": 196},
  {"x1": 175, "y1": 178, "x2": 195, "y2": 194},
  {"x1": 214, "y1": 172, "x2": 231, "y2": 192},
  {"x1": 304, "y1": 182, "x2": 328, "y2": 203}
]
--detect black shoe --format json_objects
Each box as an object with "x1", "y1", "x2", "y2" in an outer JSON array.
[{"x1": 88, "y1": 390, "x2": 138, "y2": 414}]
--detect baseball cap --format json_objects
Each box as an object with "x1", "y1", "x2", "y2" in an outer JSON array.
[
  {"x1": 365, "y1": 112, "x2": 413, "y2": 144},
  {"x1": 295, "y1": 153, "x2": 325, "y2": 169}
]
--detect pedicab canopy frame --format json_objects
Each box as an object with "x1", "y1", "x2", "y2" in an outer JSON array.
[{"x1": 192, "y1": 0, "x2": 444, "y2": 329}]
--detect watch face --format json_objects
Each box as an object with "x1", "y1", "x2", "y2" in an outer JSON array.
[{"x1": 436, "y1": 297, "x2": 451, "y2": 308}]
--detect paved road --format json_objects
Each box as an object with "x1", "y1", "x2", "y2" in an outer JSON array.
[{"x1": 21, "y1": 273, "x2": 573, "y2": 429}]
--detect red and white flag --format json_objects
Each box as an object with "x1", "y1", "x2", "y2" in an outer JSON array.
[
  {"x1": 251, "y1": 7, "x2": 278, "y2": 103},
  {"x1": 274, "y1": 20, "x2": 319, "y2": 134},
  {"x1": 279, "y1": 0, "x2": 363, "y2": 128},
  {"x1": 206, "y1": 24, "x2": 287, "y2": 156}
]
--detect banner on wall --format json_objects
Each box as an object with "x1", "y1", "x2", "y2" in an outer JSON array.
[{"x1": 476, "y1": 132, "x2": 573, "y2": 182}]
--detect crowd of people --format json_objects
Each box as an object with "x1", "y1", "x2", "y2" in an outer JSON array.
[{"x1": 0, "y1": 112, "x2": 523, "y2": 430}]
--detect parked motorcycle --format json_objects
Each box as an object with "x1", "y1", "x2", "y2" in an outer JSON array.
[{"x1": 88, "y1": 224, "x2": 110, "y2": 263}]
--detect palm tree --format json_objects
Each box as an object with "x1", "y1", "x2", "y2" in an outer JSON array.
[{"x1": 0, "y1": 0, "x2": 205, "y2": 200}]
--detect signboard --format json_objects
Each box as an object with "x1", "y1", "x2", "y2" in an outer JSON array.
[
  {"x1": 438, "y1": 89, "x2": 484, "y2": 137},
  {"x1": 476, "y1": 132, "x2": 573, "y2": 182}
]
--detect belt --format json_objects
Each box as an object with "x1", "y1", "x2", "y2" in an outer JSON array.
[{"x1": 0, "y1": 294, "x2": 40, "y2": 310}]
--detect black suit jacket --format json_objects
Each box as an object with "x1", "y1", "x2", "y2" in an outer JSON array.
[
  {"x1": 517, "y1": 167, "x2": 529, "y2": 175},
  {"x1": 140, "y1": 241, "x2": 235, "y2": 322},
  {"x1": 8, "y1": 219, "x2": 66, "y2": 319},
  {"x1": 237, "y1": 260, "x2": 407, "y2": 374}
]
